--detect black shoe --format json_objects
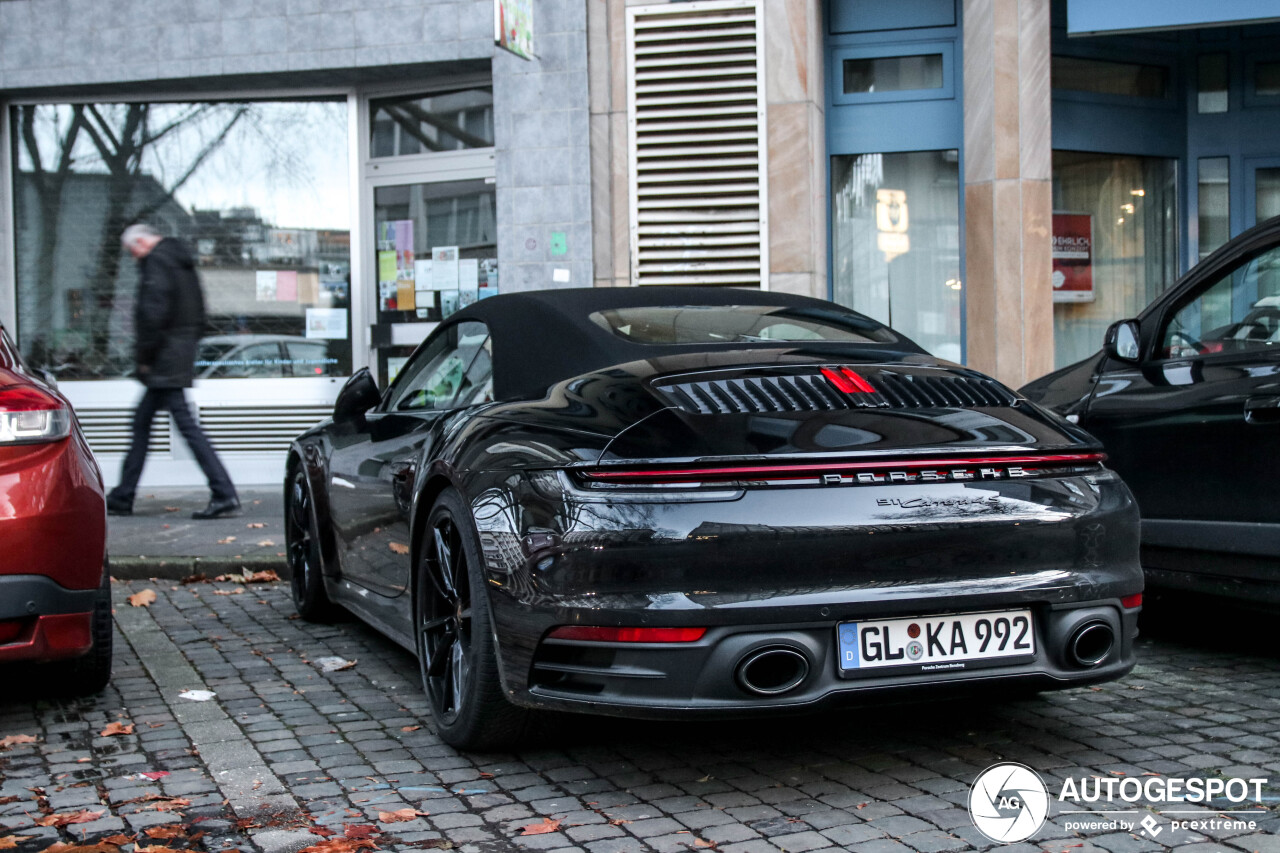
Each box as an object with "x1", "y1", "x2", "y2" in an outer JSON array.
[
  {"x1": 192, "y1": 496, "x2": 241, "y2": 519},
  {"x1": 106, "y1": 498, "x2": 133, "y2": 516}
]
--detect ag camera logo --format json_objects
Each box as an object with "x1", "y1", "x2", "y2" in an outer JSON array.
[{"x1": 969, "y1": 763, "x2": 1050, "y2": 843}]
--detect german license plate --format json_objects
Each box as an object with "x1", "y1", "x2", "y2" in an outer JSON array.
[{"x1": 837, "y1": 609, "x2": 1035, "y2": 676}]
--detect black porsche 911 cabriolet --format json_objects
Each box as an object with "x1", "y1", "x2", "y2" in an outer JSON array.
[{"x1": 285, "y1": 287, "x2": 1143, "y2": 750}]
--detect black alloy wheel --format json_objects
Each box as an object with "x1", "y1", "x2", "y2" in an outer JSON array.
[
  {"x1": 417, "y1": 488, "x2": 529, "y2": 751},
  {"x1": 286, "y1": 467, "x2": 340, "y2": 621}
]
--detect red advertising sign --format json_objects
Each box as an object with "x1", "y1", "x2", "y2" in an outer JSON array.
[{"x1": 1052, "y1": 213, "x2": 1094, "y2": 303}]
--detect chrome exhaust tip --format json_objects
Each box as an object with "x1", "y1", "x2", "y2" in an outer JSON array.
[
  {"x1": 1068, "y1": 621, "x2": 1114, "y2": 667},
  {"x1": 735, "y1": 646, "x2": 810, "y2": 696}
]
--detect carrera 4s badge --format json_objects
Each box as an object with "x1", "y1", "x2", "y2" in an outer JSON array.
[{"x1": 877, "y1": 495, "x2": 1002, "y2": 509}]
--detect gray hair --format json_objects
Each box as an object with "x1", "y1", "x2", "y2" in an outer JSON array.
[{"x1": 121, "y1": 223, "x2": 161, "y2": 248}]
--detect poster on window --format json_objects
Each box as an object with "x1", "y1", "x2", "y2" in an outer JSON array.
[{"x1": 1052, "y1": 212, "x2": 1094, "y2": 303}]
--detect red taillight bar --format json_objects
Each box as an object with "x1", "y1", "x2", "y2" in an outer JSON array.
[
  {"x1": 581, "y1": 453, "x2": 1107, "y2": 483},
  {"x1": 547, "y1": 626, "x2": 708, "y2": 643},
  {"x1": 1121, "y1": 593, "x2": 1143, "y2": 609}
]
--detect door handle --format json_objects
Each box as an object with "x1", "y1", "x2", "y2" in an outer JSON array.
[{"x1": 1244, "y1": 396, "x2": 1280, "y2": 424}]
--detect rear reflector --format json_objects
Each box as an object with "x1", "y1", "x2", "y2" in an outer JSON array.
[
  {"x1": 547, "y1": 626, "x2": 708, "y2": 643},
  {"x1": 1121, "y1": 593, "x2": 1143, "y2": 609},
  {"x1": 581, "y1": 453, "x2": 1107, "y2": 484},
  {"x1": 0, "y1": 620, "x2": 25, "y2": 644}
]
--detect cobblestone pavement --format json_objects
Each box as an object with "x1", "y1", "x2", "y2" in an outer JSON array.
[{"x1": 2, "y1": 581, "x2": 1278, "y2": 853}]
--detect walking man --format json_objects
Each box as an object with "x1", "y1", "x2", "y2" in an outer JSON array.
[{"x1": 106, "y1": 224, "x2": 240, "y2": 520}]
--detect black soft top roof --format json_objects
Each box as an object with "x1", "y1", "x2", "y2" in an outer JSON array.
[{"x1": 447, "y1": 286, "x2": 919, "y2": 400}]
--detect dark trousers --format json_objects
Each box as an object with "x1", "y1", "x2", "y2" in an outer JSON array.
[{"x1": 109, "y1": 387, "x2": 236, "y2": 504}]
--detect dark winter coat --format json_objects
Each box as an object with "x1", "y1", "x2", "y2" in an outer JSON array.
[{"x1": 134, "y1": 237, "x2": 206, "y2": 388}]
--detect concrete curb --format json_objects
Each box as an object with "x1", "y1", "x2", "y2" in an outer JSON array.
[{"x1": 110, "y1": 555, "x2": 290, "y2": 580}]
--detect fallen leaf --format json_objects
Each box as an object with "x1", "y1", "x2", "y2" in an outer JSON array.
[
  {"x1": 247, "y1": 522, "x2": 266, "y2": 529},
  {"x1": 35, "y1": 810, "x2": 104, "y2": 827},
  {"x1": 101, "y1": 837, "x2": 133, "y2": 845},
  {"x1": 142, "y1": 796, "x2": 190, "y2": 812},
  {"x1": 0, "y1": 734, "x2": 37, "y2": 749},
  {"x1": 388, "y1": 542, "x2": 409, "y2": 555},
  {"x1": 0, "y1": 837, "x2": 31, "y2": 850},
  {"x1": 299, "y1": 839, "x2": 377, "y2": 853},
  {"x1": 256, "y1": 540, "x2": 276, "y2": 547},
  {"x1": 607, "y1": 818, "x2": 631, "y2": 826},
  {"x1": 693, "y1": 840, "x2": 717, "y2": 849},
  {"x1": 41, "y1": 844, "x2": 121, "y2": 853},
  {"x1": 128, "y1": 589, "x2": 157, "y2": 607},
  {"x1": 100, "y1": 722, "x2": 134, "y2": 737},
  {"x1": 180, "y1": 574, "x2": 208, "y2": 585},
  {"x1": 213, "y1": 589, "x2": 244, "y2": 596},
  {"x1": 134, "y1": 846, "x2": 183, "y2": 853},
  {"x1": 342, "y1": 826, "x2": 378, "y2": 840},
  {"x1": 696, "y1": 775, "x2": 713, "y2": 783},
  {"x1": 308, "y1": 828, "x2": 336, "y2": 838},
  {"x1": 216, "y1": 537, "x2": 237, "y2": 545},
  {"x1": 144, "y1": 826, "x2": 185, "y2": 839},
  {"x1": 164, "y1": 506, "x2": 180, "y2": 512},
  {"x1": 376, "y1": 809, "x2": 424, "y2": 823},
  {"x1": 519, "y1": 818, "x2": 561, "y2": 836},
  {"x1": 400, "y1": 726, "x2": 420, "y2": 732}
]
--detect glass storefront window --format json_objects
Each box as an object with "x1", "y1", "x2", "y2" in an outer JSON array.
[
  {"x1": 10, "y1": 100, "x2": 352, "y2": 381},
  {"x1": 843, "y1": 55, "x2": 943, "y2": 94},
  {"x1": 1052, "y1": 56, "x2": 1170, "y2": 99},
  {"x1": 1051, "y1": 151, "x2": 1178, "y2": 368},
  {"x1": 372, "y1": 180, "x2": 496, "y2": 381},
  {"x1": 1198, "y1": 157, "x2": 1230, "y2": 260},
  {"x1": 1255, "y1": 60, "x2": 1280, "y2": 97},
  {"x1": 369, "y1": 89, "x2": 495, "y2": 157},
  {"x1": 1198, "y1": 54, "x2": 1229, "y2": 113},
  {"x1": 831, "y1": 151, "x2": 962, "y2": 362}
]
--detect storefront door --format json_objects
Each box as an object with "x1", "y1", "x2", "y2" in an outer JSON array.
[{"x1": 358, "y1": 86, "x2": 497, "y2": 386}]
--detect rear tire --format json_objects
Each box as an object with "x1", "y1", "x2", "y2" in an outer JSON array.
[
  {"x1": 286, "y1": 467, "x2": 342, "y2": 622},
  {"x1": 417, "y1": 488, "x2": 530, "y2": 751},
  {"x1": 35, "y1": 563, "x2": 112, "y2": 697}
]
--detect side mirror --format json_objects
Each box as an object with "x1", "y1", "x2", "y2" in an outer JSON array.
[
  {"x1": 1104, "y1": 319, "x2": 1141, "y2": 364},
  {"x1": 333, "y1": 368, "x2": 381, "y2": 423}
]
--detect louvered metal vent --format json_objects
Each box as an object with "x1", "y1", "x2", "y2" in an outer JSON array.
[
  {"x1": 654, "y1": 371, "x2": 1018, "y2": 414},
  {"x1": 626, "y1": 0, "x2": 767, "y2": 287},
  {"x1": 77, "y1": 409, "x2": 171, "y2": 455},
  {"x1": 198, "y1": 405, "x2": 330, "y2": 453}
]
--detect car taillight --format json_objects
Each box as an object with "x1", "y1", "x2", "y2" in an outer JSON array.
[
  {"x1": 0, "y1": 619, "x2": 26, "y2": 644},
  {"x1": 547, "y1": 626, "x2": 708, "y2": 643},
  {"x1": 1121, "y1": 593, "x2": 1143, "y2": 609},
  {"x1": 0, "y1": 384, "x2": 72, "y2": 444}
]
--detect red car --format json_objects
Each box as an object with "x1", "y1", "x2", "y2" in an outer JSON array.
[{"x1": 0, "y1": 322, "x2": 111, "y2": 693}]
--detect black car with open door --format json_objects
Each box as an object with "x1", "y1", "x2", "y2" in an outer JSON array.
[
  {"x1": 287, "y1": 286, "x2": 1142, "y2": 751},
  {"x1": 1022, "y1": 216, "x2": 1280, "y2": 604}
]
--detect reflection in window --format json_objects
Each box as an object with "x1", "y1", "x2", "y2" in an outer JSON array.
[
  {"x1": 843, "y1": 55, "x2": 943, "y2": 94},
  {"x1": 831, "y1": 151, "x2": 961, "y2": 361},
  {"x1": 1161, "y1": 245, "x2": 1280, "y2": 359},
  {"x1": 11, "y1": 101, "x2": 352, "y2": 381},
  {"x1": 1198, "y1": 54, "x2": 1229, "y2": 113},
  {"x1": 1052, "y1": 56, "x2": 1170, "y2": 99},
  {"x1": 1198, "y1": 157, "x2": 1230, "y2": 261},
  {"x1": 1256, "y1": 60, "x2": 1280, "y2": 96},
  {"x1": 1051, "y1": 151, "x2": 1178, "y2": 369},
  {"x1": 1257, "y1": 168, "x2": 1280, "y2": 223},
  {"x1": 370, "y1": 89, "x2": 495, "y2": 157}
]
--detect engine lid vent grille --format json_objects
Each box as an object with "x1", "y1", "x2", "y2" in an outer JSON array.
[{"x1": 653, "y1": 370, "x2": 1017, "y2": 414}]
